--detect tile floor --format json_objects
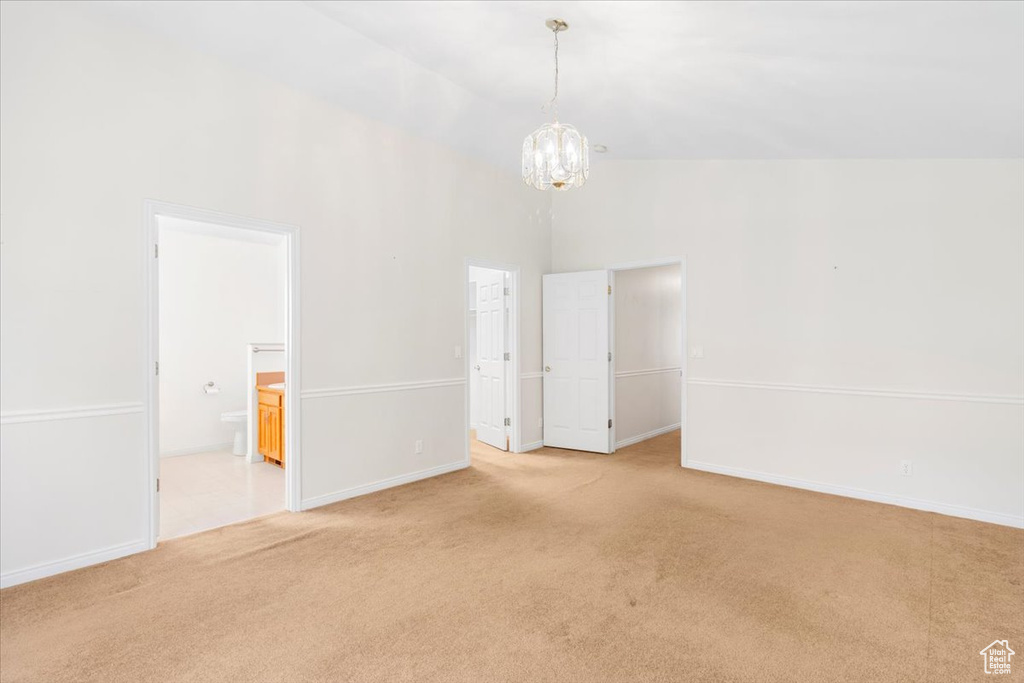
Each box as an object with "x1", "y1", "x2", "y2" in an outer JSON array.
[{"x1": 159, "y1": 449, "x2": 285, "y2": 540}]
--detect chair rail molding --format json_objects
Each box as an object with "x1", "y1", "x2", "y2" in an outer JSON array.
[
  {"x1": 687, "y1": 378, "x2": 1024, "y2": 406},
  {"x1": 302, "y1": 378, "x2": 466, "y2": 400},
  {"x1": 616, "y1": 367, "x2": 681, "y2": 379},
  {"x1": 0, "y1": 403, "x2": 145, "y2": 425}
]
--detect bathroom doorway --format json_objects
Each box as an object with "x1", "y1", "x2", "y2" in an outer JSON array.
[
  {"x1": 144, "y1": 202, "x2": 302, "y2": 546},
  {"x1": 465, "y1": 259, "x2": 521, "y2": 460}
]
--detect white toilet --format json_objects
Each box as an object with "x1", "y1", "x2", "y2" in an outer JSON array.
[{"x1": 221, "y1": 410, "x2": 247, "y2": 456}]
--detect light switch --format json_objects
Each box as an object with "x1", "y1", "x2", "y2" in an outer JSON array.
[
  {"x1": 690, "y1": 346, "x2": 705, "y2": 359},
  {"x1": 454, "y1": 345, "x2": 462, "y2": 359}
]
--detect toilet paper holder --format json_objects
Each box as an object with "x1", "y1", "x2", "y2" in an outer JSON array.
[{"x1": 203, "y1": 381, "x2": 221, "y2": 395}]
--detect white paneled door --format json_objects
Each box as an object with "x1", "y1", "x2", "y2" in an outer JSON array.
[
  {"x1": 542, "y1": 270, "x2": 613, "y2": 453},
  {"x1": 476, "y1": 269, "x2": 508, "y2": 451}
]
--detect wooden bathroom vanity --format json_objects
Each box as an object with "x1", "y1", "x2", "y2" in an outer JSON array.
[{"x1": 256, "y1": 371, "x2": 285, "y2": 468}]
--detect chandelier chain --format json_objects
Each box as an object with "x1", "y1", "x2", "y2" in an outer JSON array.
[{"x1": 546, "y1": 29, "x2": 559, "y2": 120}]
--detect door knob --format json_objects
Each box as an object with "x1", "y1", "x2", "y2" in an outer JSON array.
[{"x1": 545, "y1": 366, "x2": 551, "y2": 372}]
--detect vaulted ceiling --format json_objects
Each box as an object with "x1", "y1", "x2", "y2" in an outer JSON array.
[{"x1": 87, "y1": 0, "x2": 1024, "y2": 169}]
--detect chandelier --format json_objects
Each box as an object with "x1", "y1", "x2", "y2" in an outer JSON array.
[{"x1": 522, "y1": 19, "x2": 589, "y2": 191}]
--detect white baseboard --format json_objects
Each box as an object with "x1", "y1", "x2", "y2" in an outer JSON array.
[
  {"x1": 301, "y1": 460, "x2": 469, "y2": 511},
  {"x1": 519, "y1": 440, "x2": 544, "y2": 452},
  {"x1": 686, "y1": 460, "x2": 1024, "y2": 529},
  {"x1": 160, "y1": 442, "x2": 234, "y2": 458},
  {"x1": 615, "y1": 423, "x2": 681, "y2": 450},
  {"x1": 0, "y1": 539, "x2": 150, "y2": 589}
]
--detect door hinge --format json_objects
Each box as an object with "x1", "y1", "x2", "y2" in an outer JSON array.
[
  {"x1": 608, "y1": 351, "x2": 612, "y2": 362},
  {"x1": 503, "y1": 286, "x2": 510, "y2": 296},
  {"x1": 155, "y1": 361, "x2": 159, "y2": 376},
  {"x1": 156, "y1": 478, "x2": 160, "y2": 492},
  {"x1": 608, "y1": 285, "x2": 612, "y2": 295},
  {"x1": 504, "y1": 417, "x2": 511, "y2": 427},
  {"x1": 154, "y1": 244, "x2": 159, "y2": 258},
  {"x1": 608, "y1": 419, "x2": 613, "y2": 429},
  {"x1": 504, "y1": 352, "x2": 511, "y2": 361}
]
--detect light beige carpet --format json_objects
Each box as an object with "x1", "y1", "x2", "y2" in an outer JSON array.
[{"x1": 1, "y1": 431, "x2": 1021, "y2": 682}]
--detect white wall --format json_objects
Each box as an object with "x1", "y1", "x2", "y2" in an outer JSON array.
[
  {"x1": 0, "y1": 2, "x2": 550, "y2": 586},
  {"x1": 614, "y1": 265, "x2": 682, "y2": 447},
  {"x1": 554, "y1": 159, "x2": 1024, "y2": 527},
  {"x1": 158, "y1": 225, "x2": 285, "y2": 455}
]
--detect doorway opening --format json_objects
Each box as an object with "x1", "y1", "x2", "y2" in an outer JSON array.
[
  {"x1": 464, "y1": 259, "x2": 521, "y2": 460},
  {"x1": 541, "y1": 260, "x2": 687, "y2": 464},
  {"x1": 144, "y1": 201, "x2": 302, "y2": 547},
  {"x1": 609, "y1": 262, "x2": 684, "y2": 455}
]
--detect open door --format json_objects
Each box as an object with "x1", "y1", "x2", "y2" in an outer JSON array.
[
  {"x1": 542, "y1": 270, "x2": 612, "y2": 453},
  {"x1": 476, "y1": 268, "x2": 508, "y2": 451}
]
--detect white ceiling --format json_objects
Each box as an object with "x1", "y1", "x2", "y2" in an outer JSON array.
[{"x1": 87, "y1": 1, "x2": 1024, "y2": 169}]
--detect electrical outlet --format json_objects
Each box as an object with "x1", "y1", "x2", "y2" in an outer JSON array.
[
  {"x1": 415, "y1": 440, "x2": 424, "y2": 454},
  {"x1": 900, "y1": 459, "x2": 913, "y2": 476},
  {"x1": 537, "y1": 417, "x2": 543, "y2": 429}
]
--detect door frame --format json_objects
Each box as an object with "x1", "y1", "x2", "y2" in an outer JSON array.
[
  {"x1": 464, "y1": 258, "x2": 521, "y2": 457},
  {"x1": 143, "y1": 200, "x2": 302, "y2": 549},
  {"x1": 606, "y1": 258, "x2": 688, "y2": 467}
]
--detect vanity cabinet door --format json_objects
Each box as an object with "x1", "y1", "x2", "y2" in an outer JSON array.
[
  {"x1": 278, "y1": 408, "x2": 285, "y2": 466},
  {"x1": 257, "y1": 390, "x2": 284, "y2": 467},
  {"x1": 258, "y1": 403, "x2": 270, "y2": 456},
  {"x1": 267, "y1": 407, "x2": 280, "y2": 462}
]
